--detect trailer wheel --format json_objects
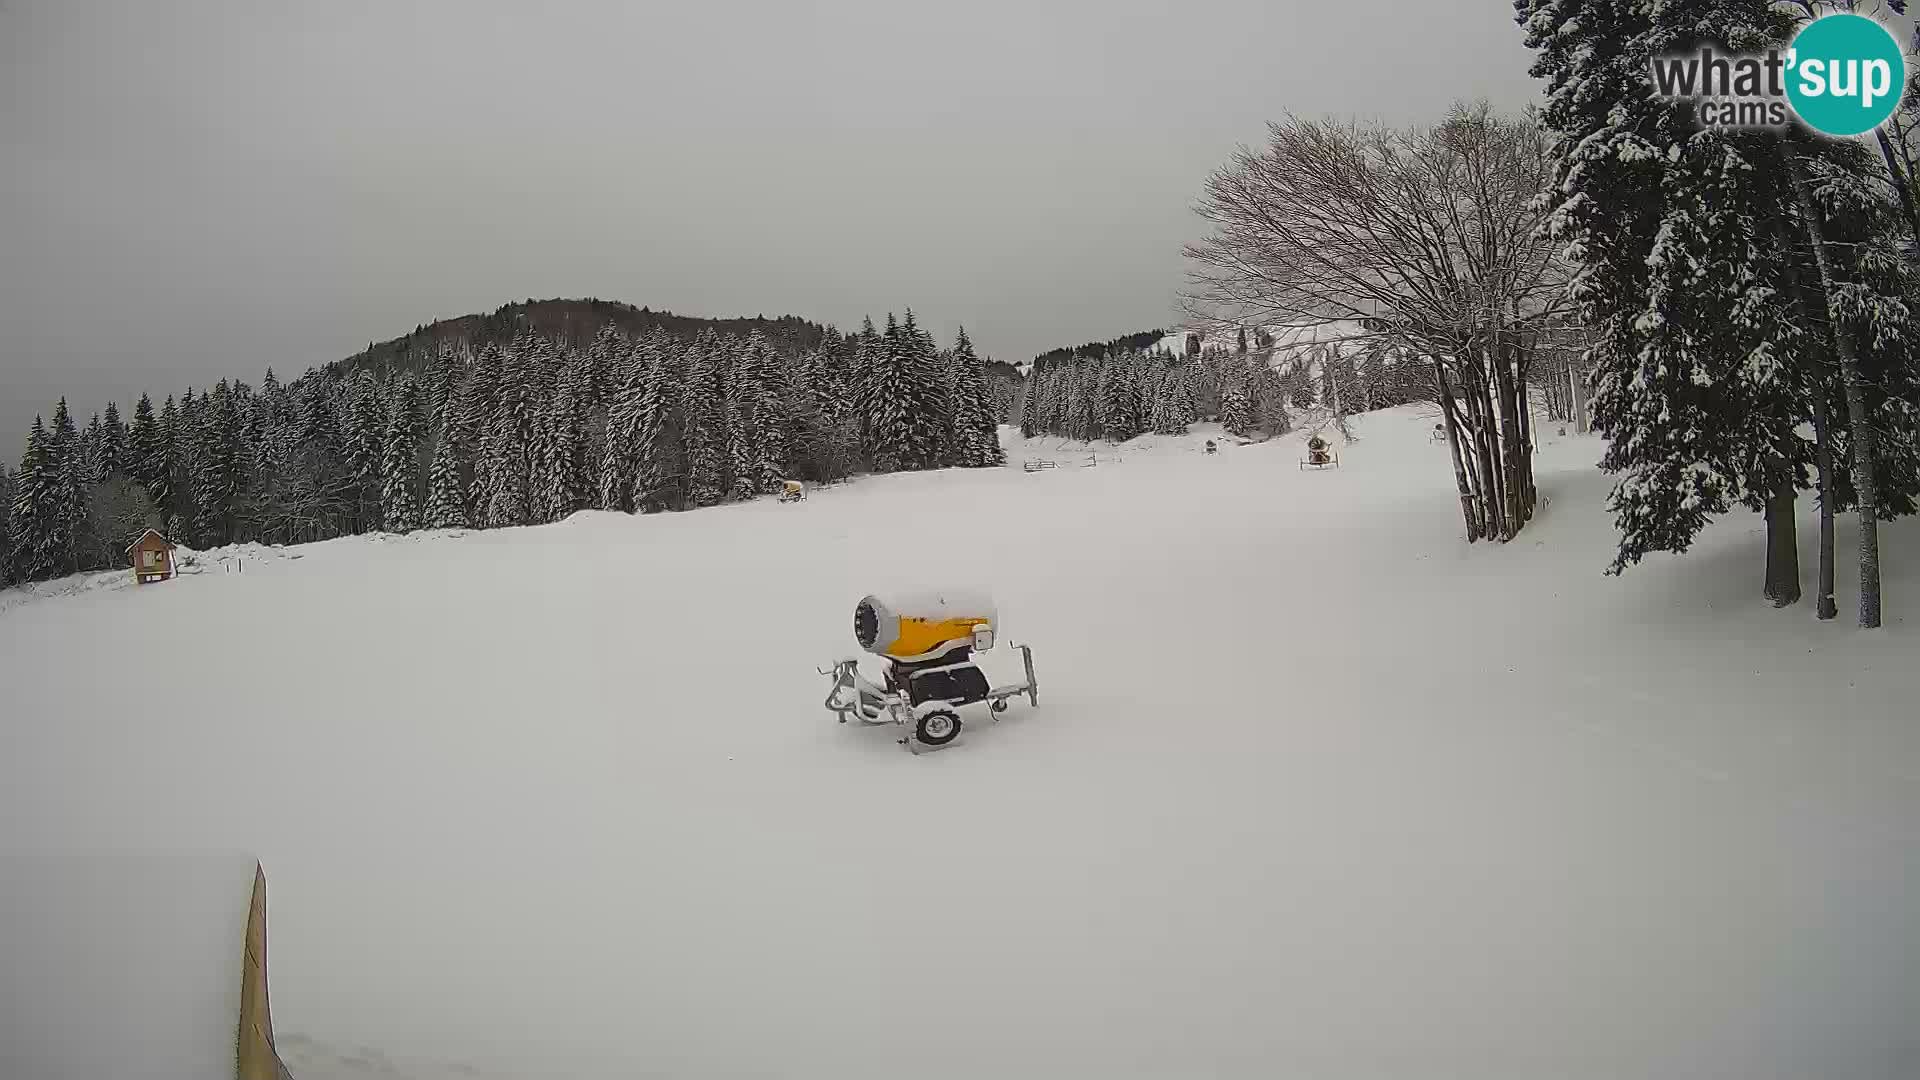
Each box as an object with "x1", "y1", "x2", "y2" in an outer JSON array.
[
  {"x1": 990, "y1": 698, "x2": 1008, "y2": 714},
  {"x1": 915, "y1": 708, "x2": 962, "y2": 746}
]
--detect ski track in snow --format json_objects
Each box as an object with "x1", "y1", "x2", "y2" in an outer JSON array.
[{"x1": 4, "y1": 409, "x2": 1919, "y2": 1080}]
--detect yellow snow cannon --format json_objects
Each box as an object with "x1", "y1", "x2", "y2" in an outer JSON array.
[
  {"x1": 854, "y1": 589, "x2": 998, "y2": 662},
  {"x1": 821, "y1": 589, "x2": 1039, "y2": 753}
]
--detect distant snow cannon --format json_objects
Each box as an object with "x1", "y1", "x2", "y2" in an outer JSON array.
[
  {"x1": 1300, "y1": 433, "x2": 1339, "y2": 471},
  {"x1": 822, "y1": 589, "x2": 1038, "y2": 753}
]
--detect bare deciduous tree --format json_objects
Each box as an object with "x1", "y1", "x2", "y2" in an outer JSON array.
[{"x1": 1184, "y1": 103, "x2": 1570, "y2": 542}]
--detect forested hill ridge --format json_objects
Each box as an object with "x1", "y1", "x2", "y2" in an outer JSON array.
[
  {"x1": 1031, "y1": 329, "x2": 1167, "y2": 367},
  {"x1": 333, "y1": 298, "x2": 831, "y2": 380},
  {"x1": 1, "y1": 307, "x2": 1022, "y2": 589},
  {"x1": 337, "y1": 298, "x2": 1024, "y2": 382}
]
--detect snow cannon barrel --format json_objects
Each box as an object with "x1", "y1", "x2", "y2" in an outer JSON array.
[{"x1": 853, "y1": 590, "x2": 998, "y2": 662}]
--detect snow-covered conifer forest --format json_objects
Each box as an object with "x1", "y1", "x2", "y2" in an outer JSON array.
[{"x1": 1, "y1": 309, "x2": 1015, "y2": 583}]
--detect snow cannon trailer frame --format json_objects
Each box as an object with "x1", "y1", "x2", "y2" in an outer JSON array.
[
  {"x1": 819, "y1": 646, "x2": 1038, "y2": 754},
  {"x1": 819, "y1": 591, "x2": 1039, "y2": 753}
]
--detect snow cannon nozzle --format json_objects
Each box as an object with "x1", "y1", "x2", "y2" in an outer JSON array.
[{"x1": 853, "y1": 590, "x2": 998, "y2": 661}]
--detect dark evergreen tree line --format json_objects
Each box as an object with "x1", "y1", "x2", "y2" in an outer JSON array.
[
  {"x1": 4, "y1": 314, "x2": 1010, "y2": 587},
  {"x1": 1030, "y1": 328, "x2": 1168, "y2": 367},
  {"x1": 1015, "y1": 343, "x2": 1431, "y2": 443}
]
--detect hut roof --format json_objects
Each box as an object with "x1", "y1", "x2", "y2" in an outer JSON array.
[{"x1": 125, "y1": 529, "x2": 176, "y2": 554}]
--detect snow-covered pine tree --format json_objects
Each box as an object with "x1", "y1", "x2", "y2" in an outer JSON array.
[
  {"x1": 1018, "y1": 368, "x2": 1043, "y2": 438},
  {"x1": 1133, "y1": 353, "x2": 1158, "y2": 435},
  {"x1": 47, "y1": 399, "x2": 88, "y2": 574},
  {"x1": 251, "y1": 372, "x2": 304, "y2": 543},
  {"x1": 530, "y1": 332, "x2": 568, "y2": 406},
  {"x1": 850, "y1": 316, "x2": 881, "y2": 458},
  {"x1": 530, "y1": 377, "x2": 587, "y2": 524},
  {"x1": 424, "y1": 344, "x2": 464, "y2": 435},
  {"x1": 146, "y1": 394, "x2": 184, "y2": 523},
  {"x1": 9, "y1": 419, "x2": 63, "y2": 582},
  {"x1": 681, "y1": 332, "x2": 726, "y2": 507},
  {"x1": 381, "y1": 375, "x2": 424, "y2": 532},
  {"x1": 584, "y1": 323, "x2": 626, "y2": 416},
  {"x1": 424, "y1": 428, "x2": 469, "y2": 530},
  {"x1": 1145, "y1": 367, "x2": 1171, "y2": 435},
  {"x1": 1047, "y1": 364, "x2": 1071, "y2": 435},
  {"x1": 1287, "y1": 368, "x2": 1316, "y2": 411},
  {"x1": 713, "y1": 337, "x2": 757, "y2": 502},
  {"x1": 599, "y1": 334, "x2": 652, "y2": 512},
  {"x1": 579, "y1": 345, "x2": 614, "y2": 502},
  {"x1": 801, "y1": 346, "x2": 837, "y2": 433},
  {"x1": 924, "y1": 345, "x2": 956, "y2": 466},
  {"x1": 477, "y1": 344, "x2": 536, "y2": 528},
  {"x1": 127, "y1": 394, "x2": 159, "y2": 492},
  {"x1": 460, "y1": 343, "x2": 505, "y2": 456},
  {"x1": 563, "y1": 353, "x2": 596, "y2": 514},
  {"x1": 785, "y1": 353, "x2": 861, "y2": 484},
  {"x1": 739, "y1": 331, "x2": 790, "y2": 492},
  {"x1": 944, "y1": 343, "x2": 972, "y2": 464},
  {"x1": 80, "y1": 414, "x2": 106, "y2": 487},
  {"x1": 190, "y1": 380, "x2": 247, "y2": 546},
  {"x1": 948, "y1": 327, "x2": 1002, "y2": 466},
  {"x1": 808, "y1": 326, "x2": 849, "y2": 424},
  {"x1": 1253, "y1": 363, "x2": 1291, "y2": 435},
  {"x1": 631, "y1": 334, "x2": 685, "y2": 512},
  {"x1": 0, "y1": 465, "x2": 13, "y2": 587},
  {"x1": 296, "y1": 375, "x2": 353, "y2": 539},
  {"x1": 1228, "y1": 361, "x2": 1265, "y2": 437},
  {"x1": 173, "y1": 389, "x2": 204, "y2": 541},
  {"x1": 1100, "y1": 354, "x2": 1140, "y2": 443},
  {"x1": 1058, "y1": 361, "x2": 1086, "y2": 441},
  {"x1": 897, "y1": 310, "x2": 946, "y2": 469},
  {"x1": 233, "y1": 380, "x2": 262, "y2": 489},
  {"x1": 528, "y1": 389, "x2": 563, "y2": 522},
  {"x1": 1522, "y1": 0, "x2": 1812, "y2": 582},
  {"x1": 1033, "y1": 363, "x2": 1058, "y2": 437},
  {"x1": 343, "y1": 370, "x2": 385, "y2": 532},
  {"x1": 252, "y1": 370, "x2": 281, "y2": 448},
  {"x1": 863, "y1": 313, "x2": 919, "y2": 472}
]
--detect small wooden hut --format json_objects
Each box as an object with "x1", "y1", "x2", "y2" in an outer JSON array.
[{"x1": 128, "y1": 529, "x2": 177, "y2": 584}]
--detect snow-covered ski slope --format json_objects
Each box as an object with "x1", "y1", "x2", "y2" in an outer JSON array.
[{"x1": 4, "y1": 407, "x2": 1918, "y2": 1080}]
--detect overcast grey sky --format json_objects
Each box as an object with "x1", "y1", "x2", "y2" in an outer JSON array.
[{"x1": 0, "y1": 0, "x2": 1540, "y2": 451}]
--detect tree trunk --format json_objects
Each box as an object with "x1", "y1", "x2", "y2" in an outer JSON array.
[
  {"x1": 1790, "y1": 154, "x2": 1883, "y2": 629},
  {"x1": 1434, "y1": 358, "x2": 1482, "y2": 542},
  {"x1": 1463, "y1": 374, "x2": 1498, "y2": 538},
  {"x1": 1874, "y1": 127, "x2": 1920, "y2": 251},
  {"x1": 1763, "y1": 476, "x2": 1801, "y2": 607},
  {"x1": 1514, "y1": 360, "x2": 1536, "y2": 522},
  {"x1": 1569, "y1": 360, "x2": 1590, "y2": 435},
  {"x1": 1499, "y1": 345, "x2": 1536, "y2": 530},
  {"x1": 1812, "y1": 394, "x2": 1839, "y2": 621},
  {"x1": 1503, "y1": 368, "x2": 1524, "y2": 533},
  {"x1": 1469, "y1": 360, "x2": 1509, "y2": 540}
]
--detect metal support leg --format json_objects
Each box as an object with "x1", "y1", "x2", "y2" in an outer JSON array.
[{"x1": 1018, "y1": 644, "x2": 1038, "y2": 707}]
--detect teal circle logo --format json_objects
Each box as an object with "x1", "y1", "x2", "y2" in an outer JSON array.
[{"x1": 1786, "y1": 14, "x2": 1906, "y2": 137}]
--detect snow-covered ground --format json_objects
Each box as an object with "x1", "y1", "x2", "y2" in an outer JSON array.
[
  {"x1": 4, "y1": 407, "x2": 1918, "y2": 1080},
  {"x1": 1, "y1": 854, "x2": 263, "y2": 1080}
]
